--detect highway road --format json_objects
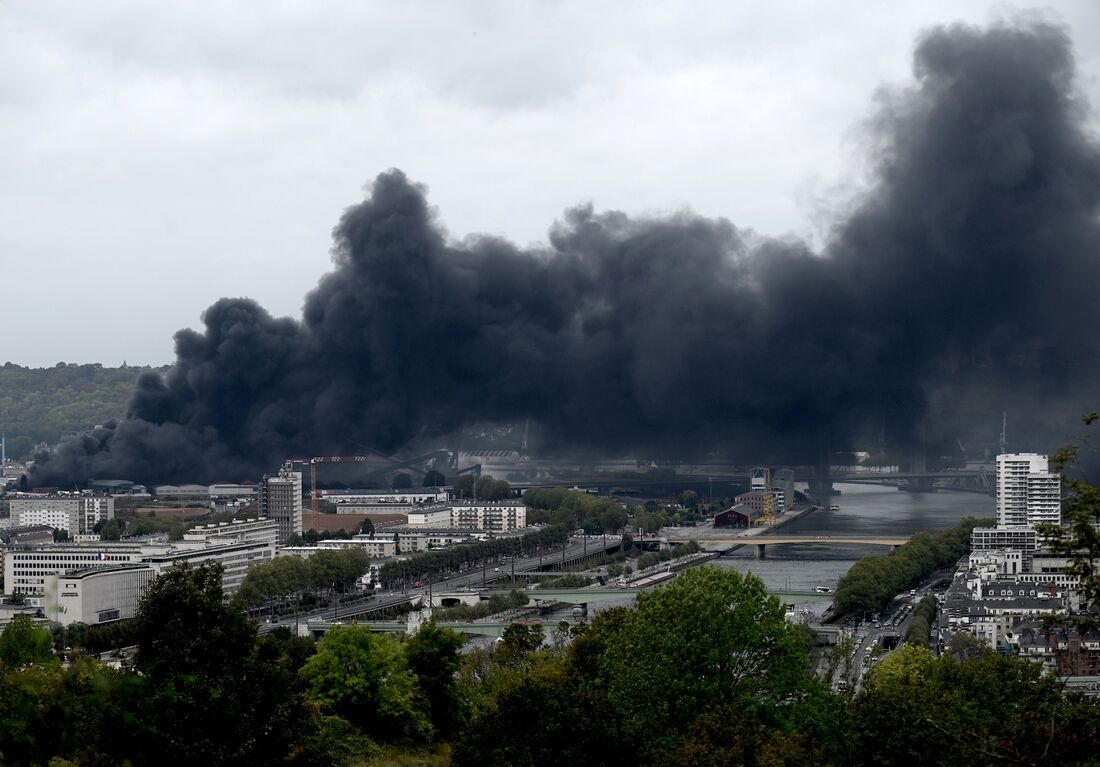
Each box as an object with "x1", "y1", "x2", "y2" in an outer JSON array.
[{"x1": 830, "y1": 572, "x2": 950, "y2": 692}]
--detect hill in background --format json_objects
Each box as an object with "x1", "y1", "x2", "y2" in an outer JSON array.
[{"x1": 0, "y1": 362, "x2": 165, "y2": 460}]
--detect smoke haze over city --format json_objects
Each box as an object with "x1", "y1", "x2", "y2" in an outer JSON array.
[{"x1": 28, "y1": 18, "x2": 1100, "y2": 485}]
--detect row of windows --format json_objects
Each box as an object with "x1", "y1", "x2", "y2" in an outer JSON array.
[{"x1": 13, "y1": 554, "x2": 133, "y2": 563}]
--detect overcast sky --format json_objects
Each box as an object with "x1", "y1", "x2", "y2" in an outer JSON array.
[{"x1": 3, "y1": 2, "x2": 1100, "y2": 368}]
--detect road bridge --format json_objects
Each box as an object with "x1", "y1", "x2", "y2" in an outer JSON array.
[
  {"x1": 798, "y1": 469, "x2": 993, "y2": 497},
  {"x1": 698, "y1": 534, "x2": 910, "y2": 558}
]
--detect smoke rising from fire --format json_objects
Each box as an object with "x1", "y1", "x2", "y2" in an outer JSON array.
[{"x1": 31, "y1": 18, "x2": 1100, "y2": 485}]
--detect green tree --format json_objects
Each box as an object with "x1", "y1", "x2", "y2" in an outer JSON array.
[
  {"x1": 833, "y1": 517, "x2": 987, "y2": 619},
  {"x1": 0, "y1": 615, "x2": 56, "y2": 669},
  {"x1": 1038, "y1": 412, "x2": 1100, "y2": 631},
  {"x1": 94, "y1": 518, "x2": 125, "y2": 540},
  {"x1": 404, "y1": 621, "x2": 465, "y2": 738},
  {"x1": 451, "y1": 659, "x2": 627, "y2": 767},
  {"x1": 132, "y1": 562, "x2": 311, "y2": 765},
  {"x1": 300, "y1": 625, "x2": 430, "y2": 743},
  {"x1": 454, "y1": 474, "x2": 473, "y2": 498},
  {"x1": 851, "y1": 644, "x2": 1100, "y2": 766},
  {"x1": 134, "y1": 563, "x2": 255, "y2": 682},
  {"x1": 497, "y1": 623, "x2": 544, "y2": 666},
  {"x1": 454, "y1": 474, "x2": 511, "y2": 500},
  {"x1": 599, "y1": 567, "x2": 814, "y2": 752},
  {"x1": 293, "y1": 714, "x2": 381, "y2": 766}
]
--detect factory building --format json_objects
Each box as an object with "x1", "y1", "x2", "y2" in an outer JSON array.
[{"x1": 713, "y1": 503, "x2": 763, "y2": 528}]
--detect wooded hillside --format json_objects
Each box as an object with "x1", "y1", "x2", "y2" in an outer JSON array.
[{"x1": 0, "y1": 362, "x2": 165, "y2": 459}]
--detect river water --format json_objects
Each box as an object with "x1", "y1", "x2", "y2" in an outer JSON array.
[{"x1": 712, "y1": 483, "x2": 995, "y2": 592}]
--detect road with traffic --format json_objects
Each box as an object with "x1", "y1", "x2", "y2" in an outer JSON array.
[{"x1": 259, "y1": 535, "x2": 623, "y2": 634}]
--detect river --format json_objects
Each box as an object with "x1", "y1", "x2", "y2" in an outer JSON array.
[{"x1": 712, "y1": 483, "x2": 994, "y2": 592}]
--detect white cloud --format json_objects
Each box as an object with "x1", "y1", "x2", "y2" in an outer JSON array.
[{"x1": 2, "y1": 1, "x2": 1099, "y2": 366}]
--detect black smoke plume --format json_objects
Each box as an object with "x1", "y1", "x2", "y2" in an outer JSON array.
[{"x1": 31, "y1": 17, "x2": 1100, "y2": 486}]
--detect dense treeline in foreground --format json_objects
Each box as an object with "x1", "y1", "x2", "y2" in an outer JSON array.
[
  {"x1": 0, "y1": 362, "x2": 163, "y2": 459},
  {"x1": 832, "y1": 516, "x2": 990, "y2": 618},
  {"x1": 2, "y1": 561, "x2": 1099, "y2": 766},
  {"x1": 451, "y1": 570, "x2": 1100, "y2": 767}
]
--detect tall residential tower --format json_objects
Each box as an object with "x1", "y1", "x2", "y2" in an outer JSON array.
[
  {"x1": 259, "y1": 470, "x2": 303, "y2": 545},
  {"x1": 996, "y1": 453, "x2": 1061, "y2": 528}
]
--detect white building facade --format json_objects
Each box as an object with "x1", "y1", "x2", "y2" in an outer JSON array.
[
  {"x1": 448, "y1": 501, "x2": 526, "y2": 531},
  {"x1": 4, "y1": 519, "x2": 278, "y2": 602},
  {"x1": 45, "y1": 564, "x2": 155, "y2": 626},
  {"x1": 5, "y1": 544, "x2": 148, "y2": 598},
  {"x1": 8, "y1": 497, "x2": 114, "y2": 535},
  {"x1": 259, "y1": 470, "x2": 303, "y2": 545},
  {"x1": 996, "y1": 453, "x2": 1061, "y2": 528}
]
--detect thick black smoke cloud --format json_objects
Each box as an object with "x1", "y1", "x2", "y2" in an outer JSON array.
[{"x1": 31, "y1": 18, "x2": 1100, "y2": 486}]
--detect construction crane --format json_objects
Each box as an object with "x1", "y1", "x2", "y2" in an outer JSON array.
[{"x1": 282, "y1": 455, "x2": 379, "y2": 534}]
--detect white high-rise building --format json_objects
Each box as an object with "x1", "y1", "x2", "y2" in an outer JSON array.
[
  {"x1": 996, "y1": 453, "x2": 1061, "y2": 528},
  {"x1": 259, "y1": 470, "x2": 303, "y2": 545}
]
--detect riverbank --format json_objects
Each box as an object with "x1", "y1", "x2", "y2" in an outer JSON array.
[{"x1": 664, "y1": 502, "x2": 821, "y2": 554}]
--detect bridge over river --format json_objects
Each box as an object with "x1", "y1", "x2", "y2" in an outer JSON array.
[{"x1": 698, "y1": 534, "x2": 911, "y2": 558}]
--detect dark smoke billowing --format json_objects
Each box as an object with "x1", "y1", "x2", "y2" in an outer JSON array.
[{"x1": 31, "y1": 18, "x2": 1100, "y2": 486}]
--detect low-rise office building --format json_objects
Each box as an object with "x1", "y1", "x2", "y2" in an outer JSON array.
[
  {"x1": 396, "y1": 501, "x2": 527, "y2": 531},
  {"x1": 314, "y1": 530, "x2": 478, "y2": 557},
  {"x1": 5, "y1": 544, "x2": 149, "y2": 598},
  {"x1": 323, "y1": 489, "x2": 447, "y2": 505},
  {"x1": 406, "y1": 505, "x2": 453, "y2": 528},
  {"x1": 8, "y1": 496, "x2": 114, "y2": 535},
  {"x1": 141, "y1": 539, "x2": 273, "y2": 594},
  {"x1": 448, "y1": 501, "x2": 526, "y2": 531},
  {"x1": 154, "y1": 484, "x2": 210, "y2": 497},
  {"x1": 4, "y1": 519, "x2": 278, "y2": 603},
  {"x1": 45, "y1": 564, "x2": 155, "y2": 626},
  {"x1": 970, "y1": 527, "x2": 1040, "y2": 559},
  {"x1": 208, "y1": 483, "x2": 258, "y2": 498},
  {"x1": 183, "y1": 518, "x2": 278, "y2": 547}
]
